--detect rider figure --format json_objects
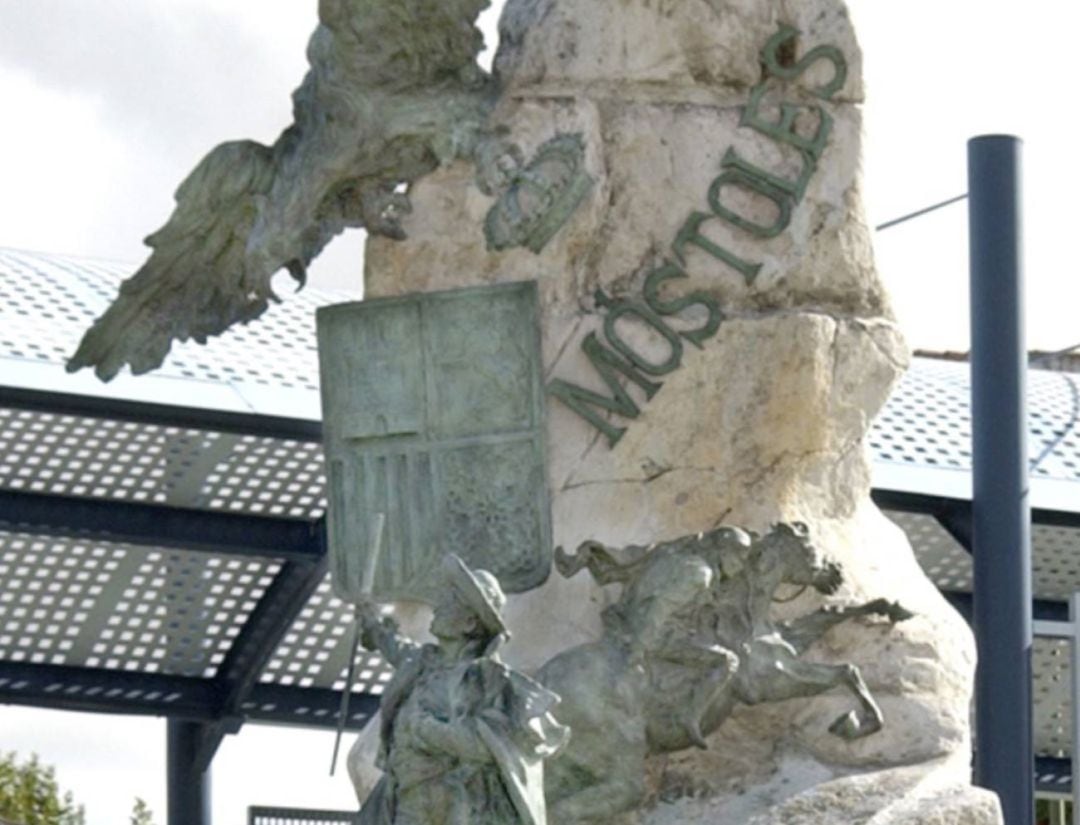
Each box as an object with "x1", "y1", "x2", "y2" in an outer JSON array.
[
  {"x1": 622, "y1": 552, "x2": 739, "y2": 749},
  {"x1": 561, "y1": 528, "x2": 756, "y2": 750}
]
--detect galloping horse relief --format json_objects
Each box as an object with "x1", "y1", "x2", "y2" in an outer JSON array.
[{"x1": 538, "y1": 523, "x2": 913, "y2": 823}]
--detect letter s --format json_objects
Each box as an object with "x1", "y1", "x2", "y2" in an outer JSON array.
[
  {"x1": 761, "y1": 24, "x2": 848, "y2": 100},
  {"x1": 643, "y1": 261, "x2": 721, "y2": 349}
]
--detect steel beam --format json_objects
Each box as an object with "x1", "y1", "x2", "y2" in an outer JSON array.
[
  {"x1": 1032, "y1": 507, "x2": 1080, "y2": 530},
  {"x1": 874, "y1": 488, "x2": 1080, "y2": 530},
  {"x1": 1036, "y1": 756, "x2": 1073, "y2": 796},
  {"x1": 0, "y1": 659, "x2": 383, "y2": 732},
  {"x1": 168, "y1": 719, "x2": 212, "y2": 825},
  {"x1": 0, "y1": 660, "x2": 223, "y2": 718},
  {"x1": 244, "y1": 684, "x2": 381, "y2": 731},
  {"x1": 934, "y1": 502, "x2": 974, "y2": 552},
  {"x1": 0, "y1": 488, "x2": 323, "y2": 562},
  {"x1": 0, "y1": 384, "x2": 321, "y2": 442},
  {"x1": 968, "y1": 133, "x2": 1032, "y2": 825},
  {"x1": 942, "y1": 591, "x2": 1068, "y2": 625},
  {"x1": 193, "y1": 545, "x2": 331, "y2": 771},
  {"x1": 871, "y1": 489, "x2": 974, "y2": 550},
  {"x1": 871, "y1": 488, "x2": 946, "y2": 514}
]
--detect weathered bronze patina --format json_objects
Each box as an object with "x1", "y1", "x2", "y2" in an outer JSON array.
[
  {"x1": 357, "y1": 554, "x2": 568, "y2": 825},
  {"x1": 537, "y1": 523, "x2": 912, "y2": 823},
  {"x1": 317, "y1": 282, "x2": 552, "y2": 603}
]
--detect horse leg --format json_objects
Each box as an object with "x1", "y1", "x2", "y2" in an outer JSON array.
[
  {"x1": 684, "y1": 649, "x2": 740, "y2": 749},
  {"x1": 823, "y1": 661, "x2": 884, "y2": 739},
  {"x1": 743, "y1": 653, "x2": 884, "y2": 740},
  {"x1": 781, "y1": 599, "x2": 913, "y2": 654},
  {"x1": 790, "y1": 659, "x2": 884, "y2": 739}
]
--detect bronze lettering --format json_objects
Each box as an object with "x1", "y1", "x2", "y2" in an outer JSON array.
[
  {"x1": 760, "y1": 24, "x2": 848, "y2": 100},
  {"x1": 548, "y1": 24, "x2": 847, "y2": 449},
  {"x1": 642, "y1": 261, "x2": 721, "y2": 348},
  {"x1": 741, "y1": 84, "x2": 832, "y2": 167},
  {"x1": 547, "y1": 332, "x2": 662, "y2": 446},
  {"x1": 707, "y1": 168, "x2": 792, "y2": 239},
  {"x1": 672, "y1": 211, "x2": 762, "y2": 285},
  {"x1": 720, "y1": 145, "x2": 815, "y2": 206},
  {"x1": 596, "y1": 291, "x2": 685, "y2": 376}
]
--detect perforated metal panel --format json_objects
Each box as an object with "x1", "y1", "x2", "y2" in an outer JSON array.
[
  {"x1": 886, "y1": 512, "x2": 1080, "y2": 605},
  {"x1": 871, "y1": 359, "x2": 972, "y2": 470},
  {"x1": 248, "y1": 806, "x2": 358, "y2": 825},
  {"x1": 886, "y1": 510, "x2": 972, "y2": 592},
  {"x1": 0, "y1": 407, "x2": 326, "y2": 517},
  {"x1": 260, "y1": 574, "x2": 393, "y2": 695},
  {"x1": 1034, "y1": 637, "x2": 1072, "y2": 758},
  {"x1": 872, "y1": 357, "x2": 1080, "y2": 483},
  {"x1": 201, "y1": 435, "x2": 326, "y2": 518},
  {"x1": 1030, "y1": 371, "x2": 1080, "y2": 481},
  {"x1": 1032, "y1": 526, "x2": 1080, "y2": 602},
  {"x1": 0, "y1": 527, "x2": 280, "y2": 678},
  {"x1": 0, "y1": 249, "x2": 123, "y2": 364},
  {"x1": 884, "y1": 513, "x2": 1080, "y2": 763},
  {"x1": 0, "y1": 247, "x2": 384, "y2": 731},
  {"x1": 0, "y1": 246, "x2": 351, "y2": 392},
  {"x1": 6, "y1": 245, "x2": 1080, "y2": 762}
]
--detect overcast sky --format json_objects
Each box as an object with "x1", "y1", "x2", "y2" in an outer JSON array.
[
  {"x1": 1, "y1": 1, "x2": 1078, "y2": 823},
  {"x1": 1, "y1": 1, "x2": 1078, "y2": 353}
]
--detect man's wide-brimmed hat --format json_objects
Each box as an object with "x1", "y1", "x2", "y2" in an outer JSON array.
[{"x1": 444, "y1": 553, "x2": 508, "y2": 639}]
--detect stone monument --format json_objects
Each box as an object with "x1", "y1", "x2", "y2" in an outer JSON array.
[
  {"x1": 357, "y1": 2, "x2": 1001, "y2": 822},
  {"x1": 68, "y1": 0, "x2": 1004, "y2": 822}
]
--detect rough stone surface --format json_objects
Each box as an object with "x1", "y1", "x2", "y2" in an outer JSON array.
[
  {"x1": 634, "y1": 757, "x2": 1002, "y2": 825},
  {"x1": 629, "y1": 755, "x2": 1001, "y2": 825},
  {"x1": 355, "y1": 0, "x2": 998, "y2": 821}
]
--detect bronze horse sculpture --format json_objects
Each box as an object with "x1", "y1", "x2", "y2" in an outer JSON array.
[{"x1": 537, "y1": 523, "x2": 912, "y2": 822}]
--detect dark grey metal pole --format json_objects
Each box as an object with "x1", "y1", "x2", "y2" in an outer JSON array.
[
  {"x1": 968, "y1": 134, "x2": 1032, "y2": 825},
  {"x1": 168, "y1": 719, "x2": 212, "y2": 825}
]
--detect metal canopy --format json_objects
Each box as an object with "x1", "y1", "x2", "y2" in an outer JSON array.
[
  {"x1": 3, "y1": 246, "x2": 1080, "y2": 790},
  {"x1": 0, "y1": 247, "x2": 384, "y2": 747}
]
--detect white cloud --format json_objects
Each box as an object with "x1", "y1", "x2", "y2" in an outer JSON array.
[
  {"x1": 0, "y1": 1, "x2": 307, "y2": 148},
  {"x1": 0, "y1": 3, "x2": 313, "y2": 264},
  {"x1": 850, "y1": 0, "x2": 1080, "y2": 351},
  {"x1": 0, "y1": 73, "x2": 127, "y2": 258}
]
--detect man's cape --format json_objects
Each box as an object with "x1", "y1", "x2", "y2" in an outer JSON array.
[
  {"x1": 359, "y1": 648, "x2": 568, "y2": 825},
  {"x1": 477, "y1": 669, "x2": 569, "y2": 825}
]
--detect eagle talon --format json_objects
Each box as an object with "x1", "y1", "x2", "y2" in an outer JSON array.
[{"x1": 285, "y1": 259, "x2": 308, "y2": 292}]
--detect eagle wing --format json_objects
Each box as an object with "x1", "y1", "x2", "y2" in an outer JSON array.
[
  {"x1": 68, "y1": 0, "x2": 495, "y2": 382},
  {"x1": 67, "y1": 140, "x2": 279, "y2": 380}
]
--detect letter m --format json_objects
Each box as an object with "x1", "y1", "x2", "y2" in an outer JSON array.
[{"x1": 547, "y1": 332, "x2": 661, "y2": 447}]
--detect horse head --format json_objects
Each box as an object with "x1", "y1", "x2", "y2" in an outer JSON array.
[{"x1": 759, "y1": 522, "x2": 843, "y2": 595}]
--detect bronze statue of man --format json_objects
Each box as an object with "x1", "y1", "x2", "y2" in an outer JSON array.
[{"x1": 356, "y1": 554, "x2": 568, "y2": 825}]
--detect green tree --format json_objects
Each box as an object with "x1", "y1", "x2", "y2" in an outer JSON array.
[
  {"x1": 129, "y1": 797, "x2": 155, "y2": 825},
  {"x1": 0, "y1": 752, "x2": 85, "y2": 825}
]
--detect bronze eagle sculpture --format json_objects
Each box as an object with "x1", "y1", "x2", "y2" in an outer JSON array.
[{"x1": 68, "y1": 0, "x2": 497, "y2": 381}]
